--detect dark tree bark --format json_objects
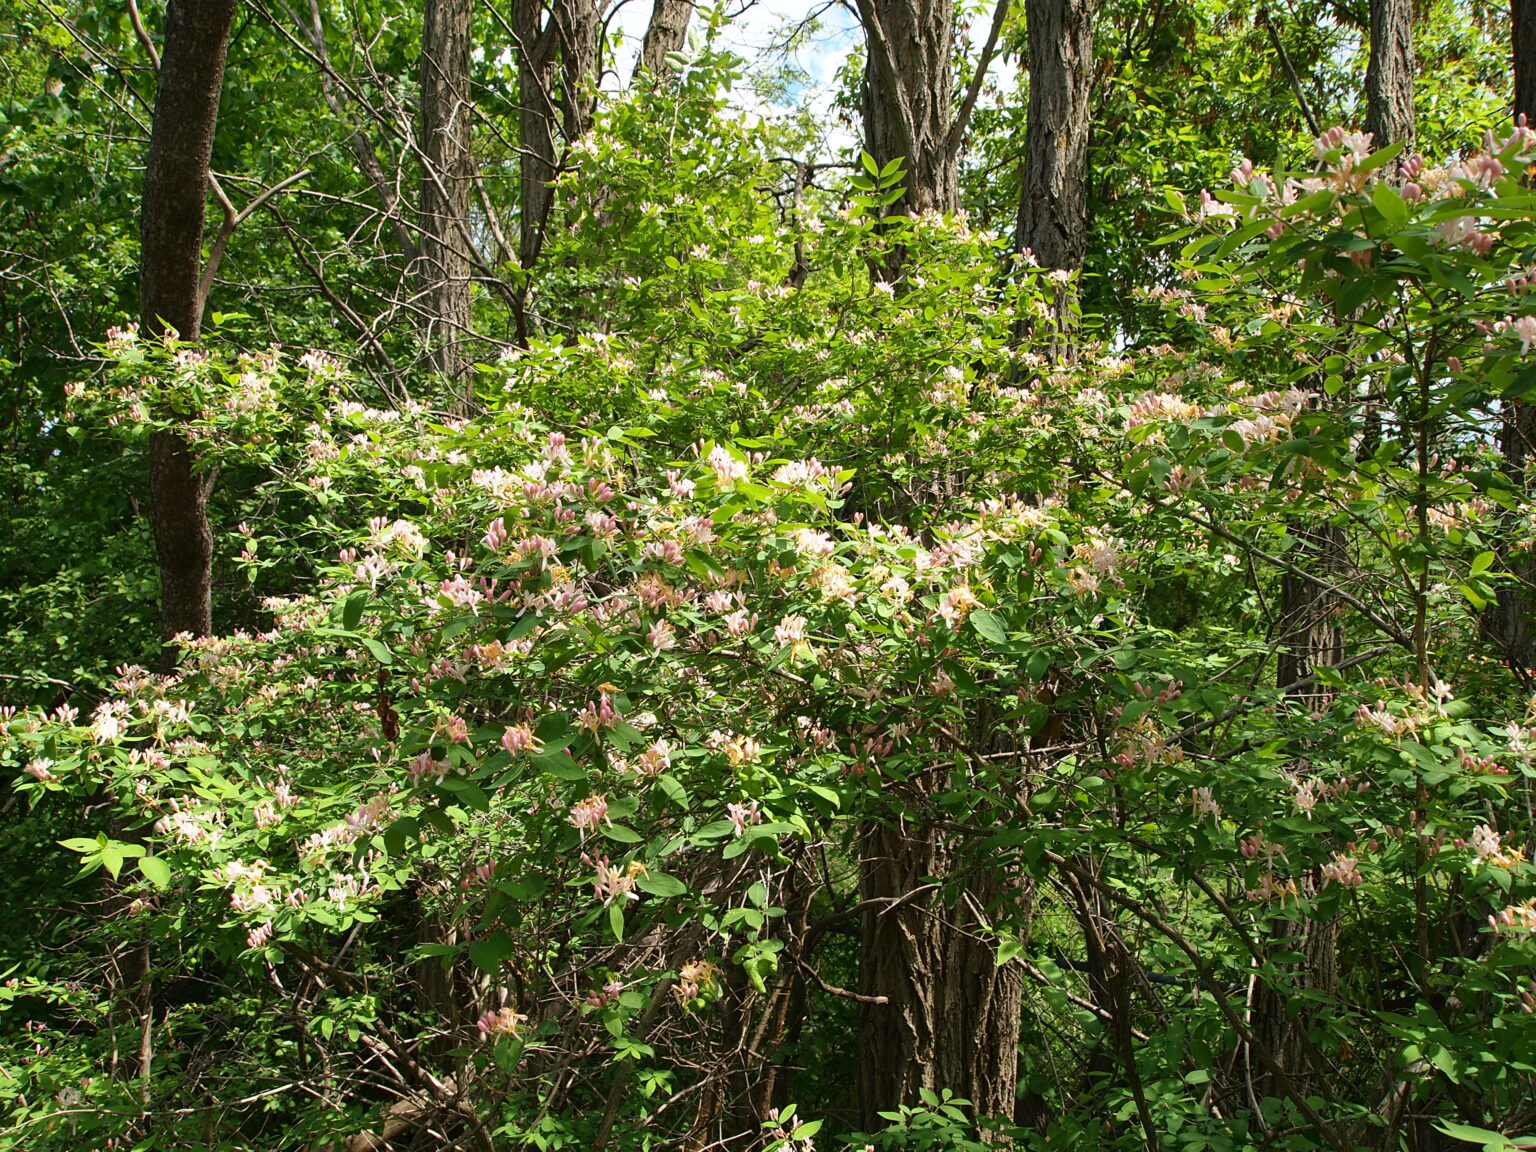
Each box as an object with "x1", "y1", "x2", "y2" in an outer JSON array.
[
  {"x1": 1248, "y1": 889, "x2": 1340, "y2": 1103},
  {"x1": 849, "y1": 0, "x2": 1023, "y2": 1125},
  {"x1": 140, "y1": 0, "x2": 239, "y2": 655},
  {"x1": 1363, "y1": 0, "x2": 1415, "y2": 151},
  {"x1": 1017, "y1": 0, "x2": 1096, "y2": 273},
  {"x1": 857, "y1": 733, "x2": 1028, "y2": 1129},
  {"x1": 514, "y1": 0, "x2": 600, "y2": 332},
  {"x1": 633, "y1": 0, "x2": 693, "y2": 86},
  {"x1": 1493, "y1": 3, "x2": 1536, "y2": 672},
  {"x1": 1518, "y1": 0, "x2": 1536, "y2": 127},
  {"x1": 420, "y1": 0, "x2": 476, "y2": 394},
  {"x1": 855, "y1": 0, "x2": 958, "y2": 217},
  {"x1": 1276, "y1": 524, "x2": 1347, "y2": 700}
]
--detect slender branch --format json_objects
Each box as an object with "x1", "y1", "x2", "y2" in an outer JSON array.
[
  {"x1": 793, "y1": 955, "x2": 889, "y2": 1004},
  {"x1": 127, "y1": 0, "x2": 161, "y2": 72},
  {"x1": 948, "y1": 0, "x2": 1011, "y2": 158},
  {"x1": 1258, "y1": 3, "x2": 1321, "y2": 137},
  {"x1": 198, "y1": 169, "x2": 312, "y2": 307}
]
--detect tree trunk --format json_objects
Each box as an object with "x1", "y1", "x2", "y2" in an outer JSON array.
[
  {"x1": 133, "y1": 0, "x2": 239, "y2": 1094},
  {"x1": 855, "y1": 0, "x2": 958, "y2": 217},
  {"x1": 140, "y1": 0, "x2": 238, "y2": 657},
  {"x1": 1017, "y1": 0, "x2": 1096, "y2": 273},
  {"x1": 1495, "y1": 6, "x2": 1536, "y2": 671},
  {"x1": 1363, "y1": 0, "x2": 1415, "y2": 152},
  {"x1": 1016, "y1": 0, "x2": 1096, "y2": 355},
  {"x1": 856, "y1": 796, "x2": 948, "y2": 1125},
  {"x1": 554, "y1": 0, "x2": 601, "y2": 148},
  {"x1": 857, "y1": 772, "x2": 1024, "y2": 1129},
  {"x1": 1247, "y1": 888, "x2": 1340, "y2": 1104},
  {"x1": 514, "y1": 0, "x2": 601, "y2": 329},
  {"x1": 1276, "y1": 524, "x2": 1347, "y2": 700},
  {"x1": 421, "y1": 0, "x2": 476, "y2": 397},
  {"x1": 1517, "y1": 0, "x2": 1536, "y2": 127},
  {"x1": 633, "y1": 0, "x2": 693, "y2": 85}
]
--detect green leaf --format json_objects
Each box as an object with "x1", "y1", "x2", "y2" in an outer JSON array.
[
  {"x1": 341, "y1": 590, "x2": 368, "y2": 631},
  {"x1": 969, "y1": 609, "x2": 1007, "y2": 645},
  {"x1": 1372, "y1": 181, "x2": 1409, "y2": 229},
  {"x1": 137, "y1": 856, "x2": 171, "y2": 889},
  {"x1": 468, "y1": 931, "x2": 515, "y2": 975},
  {"x1": 360, "y1": 637, "x2": 393, "y2": 665},
  {"x1": 1433, "y1": 1120, "x2": 1533, "y2": 1150},
  {"x1": 636, "y1": 871, "x2": 687, "y2": 897}
]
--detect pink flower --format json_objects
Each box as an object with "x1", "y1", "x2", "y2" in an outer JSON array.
[
  {"x1": 1191, "y1": 787, "x2": 1220, "y2": 821},
  {"x1": 727, "y1": 801, "x2": 761, "y2": 837},
  {"x1": 579, "y1": 694, "x2": 620, "y2": 731},
  {"x1": 774, "y1": 615, "x2": 807, "y2": 647},
  {"x1": 476, "y1": 1007, "x2": 527, "y2": 1037},
  {"x1": 724, "y1": 609, "x2": 757, "y2": 638},
  {"x1": 592, "y1": 857, "x2": 641, "y2": 905},
  {"x1": 1321, "y1": 853, "x2": 1364, "y2": 889},
  {"x1": 482, "y1": 517, "x2": 508, "y2": 552},
  {"x1": 634, "y1": 740, "x2": 671, "y2": 776},
  {"x1": 570, "y1": 794, "x2": 610, "y2": 838},
  {"x1": 501, "y1": 723, "x2": 541, "y2": 756},
  {"x1": 705, "y1": 445, "x2": 748, "y2": 486},
  {"x1": 647, "y1": 619, "x2": 677, "y2": 651}
]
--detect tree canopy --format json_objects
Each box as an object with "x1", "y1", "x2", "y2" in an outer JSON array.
[{"x1": 2, "y1": 2, "x2": 1536, "y2": 1150}]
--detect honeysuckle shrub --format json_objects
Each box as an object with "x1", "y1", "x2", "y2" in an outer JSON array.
[{"x1": 6, "y1": 127, "x2": 1536, "y2": 1150}]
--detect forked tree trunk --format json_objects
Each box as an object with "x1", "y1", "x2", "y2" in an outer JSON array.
[
  {"x1": 420, "y1": 0, "x2": 476, "y2": 396},
  {"x1": 1364, "y1": 0, "x2": 1415, "y2": 152},
  {"x1": 855, "y1": 0, "x2": 958, "y2": 217},
  {"x1": 140, "y1": 0, "x2": 238, "y2": 658},
  {"x1": 850, "y1": 0, "x2": 1025, "y2": 1125},
  {"x1": 633, "y1": 0, "x2": 693, "y2": 85}
]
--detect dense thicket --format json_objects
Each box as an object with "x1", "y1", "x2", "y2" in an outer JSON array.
[{"x1": 2, "y1": 2, "x2": 1535, "y2": 1151}]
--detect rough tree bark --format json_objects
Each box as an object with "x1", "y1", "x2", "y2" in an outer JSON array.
[
  {"x1": 133, "y1": 0, "x2": 240, "y2": 1096},
  {"x1": 514, "y1": 0, "x2": 600, "y2": 334},
  {"x1": 1491, "y1": 6, "x2": 1536, "y2": 672},
  {"x1": 854, "y1": 0, "x2": 958, "y2": 217},
  {"x1": 1017, "y1": 0, "x2": 1096, "y2": 273},
  {"x1": 420, "y1": 0, "x2": 476, "y2": 395},
  {"x1": 850, "y1": 0, "x2": 1023, "y2": 1126},
  {"x1": 140, "y1": 0, "x2": 239, "y2": 655},
  {"x1": 1363, "y1": 0, "x2": 1415, "y2": 152},
  {"x1": 1518, "y1": 0, "x2": 1536, "y2": 127},
  {"x1": 633, "y1": 0, "x2": 693, "y2": 86},
  {"x1": 1275, "y1": 525, "x2": 1347, "y2": 699},
  {"x1": 857, "y1": 791, "x2": 1024, "y2": 1127},
  {"x1": 1014, "y1": 0, "x2": 1097, "y2": 356}
]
